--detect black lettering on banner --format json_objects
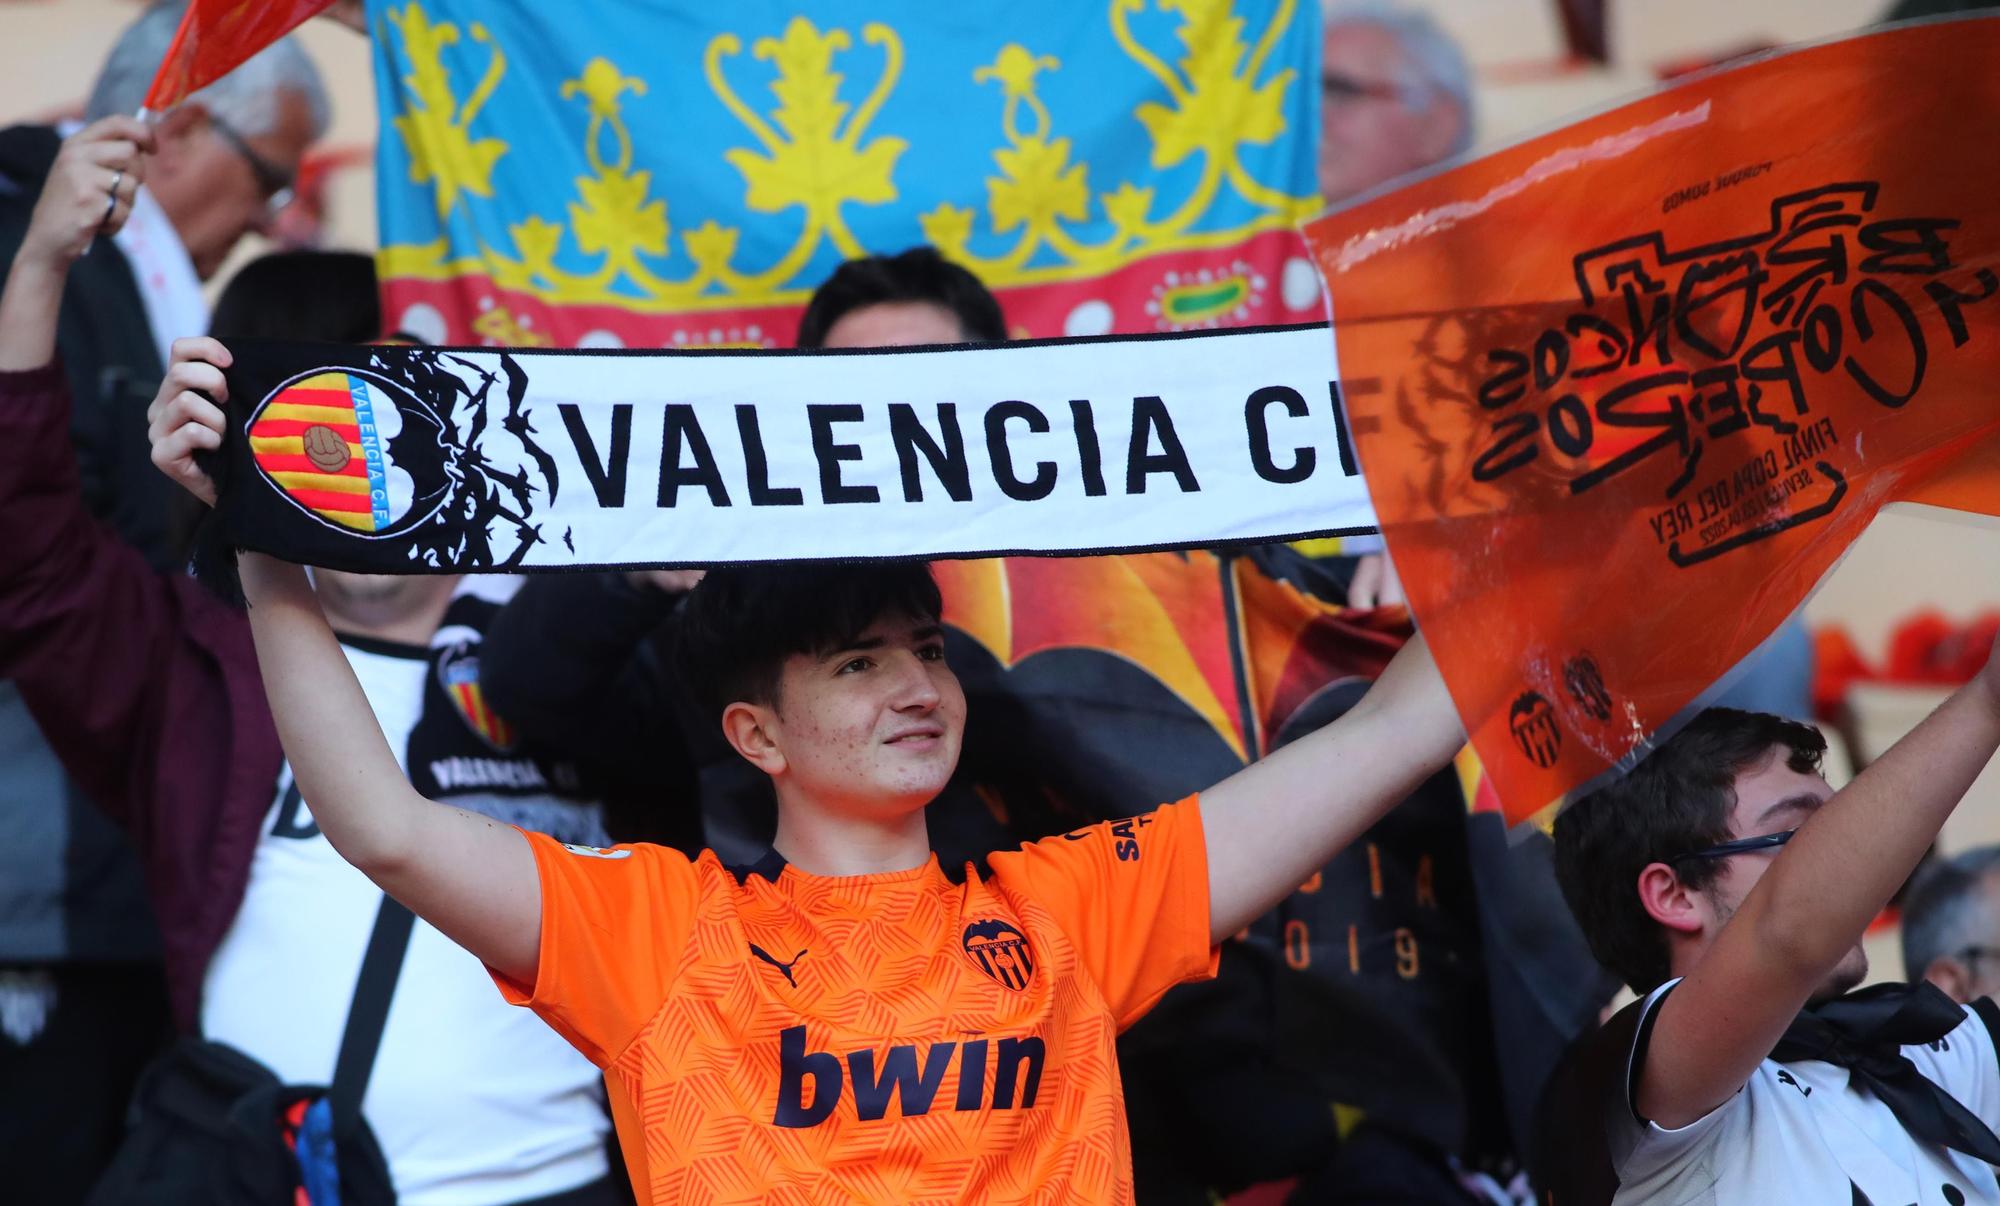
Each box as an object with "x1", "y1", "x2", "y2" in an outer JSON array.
[
  {"x1": 1245, "y1": 385, "x2": 1316, "y2": 484},
  {"x1": 1126, "y1": 395, "x2": 1200, "y2": 494},
  {"x1": 1473, "y1": 412, "x2": 1540, "y2": 482},
  {"x1": 1328, "y1": 380, "x2": 1362, "y2": 476},
  {"x1": 1478, "y1": 349, "x2": 1530, "y2": 408},
  {"x1": 888, "y1": 403, "x2": 972, "y2": 503},
  {"x1": 559, "y1": 402, "x2": 631, "y2": 507},
  {"x1": 1927, "y1": 268, "x2": 2000, "y2": 347},
  {"x1": 657, "y1": 405, "x2": 730, "y2": 507},
  {"x1": 1844, "y1": 278, "x2": 1927, "y2": 408},
  {"x1": 985, "y1": 401, "x2": 1057, "y2": 501},
  {"x1": 1455, "y1": 183, "x2": 1998, "y2": 567},
  {"x1": 808, "y1": 403, "x2": 881, "y2": 504},
  {"x1": 1857, "y1": 217, "x2": 1957, "y2": 274},
  {"x1": 1069, "y1": 400, "x2": 1108, "y2": 497},
  {"x1": 736, "y1": 405, "x2": 804, "y2": 506}
]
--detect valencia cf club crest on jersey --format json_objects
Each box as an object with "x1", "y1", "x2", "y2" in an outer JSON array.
[
  {"x1": 962, "y1": 919, "x2": 1036, "y2": 991},
  {"x1": 437, "y1": 642, "x2": 517, "y2": 752}
]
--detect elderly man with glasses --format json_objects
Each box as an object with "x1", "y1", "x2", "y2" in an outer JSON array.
[
  {"x1": 0, "y1": 7, "x2": 328, "y2": 1202},
  {"x1": 1531, "y1": 688, "x2": 2000, "y2": 1206}
]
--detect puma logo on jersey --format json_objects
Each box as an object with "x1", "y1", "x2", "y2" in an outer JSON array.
[
  {"x1": 750, "y1": 943, "x2": 807, "y2": 987},
  {"x1": 773, "y1": 1025, "x2": 1045, "y2": 1127}
]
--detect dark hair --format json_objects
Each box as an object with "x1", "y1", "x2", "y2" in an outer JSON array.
[
  {"x1": 1552, "y1": 707, "x2": 1827, "y2": 992},
  {"x1": 676, "y1": 562, "x2": 944, "y2": 716},
  {"x1": 795, "y1": 247, "x2": 1007, "y2": 348},
  {"x1": 1901, "y1": 846, "x2": 2000, "y2": 981},
  {"x1": 209, "y1": 251, "x2": 382, "y2": 343}
]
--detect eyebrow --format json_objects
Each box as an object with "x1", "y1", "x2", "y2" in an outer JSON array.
[
  {"x1": 820, "y1": 624, "x2": 944, "y2": 662},
  {"x1": 1754, "y1": 792, "x2": 1825, "y2": 828}
]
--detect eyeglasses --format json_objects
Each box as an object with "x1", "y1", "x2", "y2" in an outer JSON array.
[
  {"x1": 208, "y1": 115, "x2": 296, "y2": 219},
  {"x1": 1669, "y1": 828, "x2": 1798, "y2": 864}
]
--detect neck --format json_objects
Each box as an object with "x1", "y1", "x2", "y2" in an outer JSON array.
[
  {"x1": 316, "y1": 573, "x2": 458, "y2": 646},
  {"x1": 771, "y1": 796, "x2": 931, "y2": 877}
]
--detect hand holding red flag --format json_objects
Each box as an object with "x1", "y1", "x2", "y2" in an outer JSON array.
[{"x1": 142, "y1": 0, "x2": 339, "y2": 114}]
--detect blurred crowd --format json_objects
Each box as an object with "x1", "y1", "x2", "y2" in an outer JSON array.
[{"x1": 7, "y1": 4, "x2": 1994, "y2": 1206}]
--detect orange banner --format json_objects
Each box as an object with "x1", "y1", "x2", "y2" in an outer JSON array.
[
  {"x1": 1301, "y1": 16, "x2": 2000, "y2": 824},
  {"x1": 142, "y1": 0, "x2": 335, "y2": 113}
]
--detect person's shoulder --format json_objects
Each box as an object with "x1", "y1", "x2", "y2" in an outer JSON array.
[{"x1": 0, "y1": 123, "x2": 59, "y2": 200}]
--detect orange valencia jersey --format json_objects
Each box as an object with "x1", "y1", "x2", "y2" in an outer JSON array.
[{"x1": 491, "y1": 797, "x2": 1218, "y2": 1204}]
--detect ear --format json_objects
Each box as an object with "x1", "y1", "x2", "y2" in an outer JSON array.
[
  {"x1": 720, "y1": 700, "x2": 786, "y2": 777},
  {"x1": 1636, "y1": 861, "x2": 1709, "y2": 936},
  {"x1": 1923, "y1": 957, "x2": 1972, "y2": 1004}
]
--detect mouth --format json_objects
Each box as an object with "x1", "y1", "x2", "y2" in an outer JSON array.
[{"x1": 884, "y1": 726, "x2": 946, "y2": 748}]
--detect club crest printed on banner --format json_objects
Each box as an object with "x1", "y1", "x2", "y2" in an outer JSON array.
[
  {"x1": 363, "y1": 0, "x2": 1323, "y2": 347},
  {"x1": 242, "y1": 349, "x2": 559, "y2": 568}
]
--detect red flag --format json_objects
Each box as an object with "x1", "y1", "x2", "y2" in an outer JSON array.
[{"x1": 142, "y1": 0, "x2": 337, "y2": 113}]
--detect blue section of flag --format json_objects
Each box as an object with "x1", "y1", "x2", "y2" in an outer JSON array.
[{"x1": 365, "y1": 0, "x2": 1318, "y2": 309}]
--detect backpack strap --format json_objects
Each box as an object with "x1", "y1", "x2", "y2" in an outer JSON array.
[{"x1": 329, "y1": 895, "x2": 417, "y2": 1129}]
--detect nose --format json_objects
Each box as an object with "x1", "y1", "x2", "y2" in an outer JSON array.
[{"x1": 891, "y1": 652, "x2": 942, "y2": 712}]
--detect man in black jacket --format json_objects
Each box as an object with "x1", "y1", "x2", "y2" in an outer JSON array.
[{"x1": 0, "y1": 9, "x2": 328, "y2": 1201}]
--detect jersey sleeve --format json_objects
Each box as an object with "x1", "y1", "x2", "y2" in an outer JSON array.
[
  {"x1": 489, "y1": 830, "x2": 703, "y2": 1067},
  {"x1": 1905, "y1": 998, "x2": 2000, "y2": 1132},
  {"x1": 988, "y1": 796, "x2": 1219, "y2": 1030}
]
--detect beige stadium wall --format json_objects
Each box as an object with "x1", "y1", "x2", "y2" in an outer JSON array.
[{"x1": 5, "y1": 0, "x2": 1995, "y2": 892}]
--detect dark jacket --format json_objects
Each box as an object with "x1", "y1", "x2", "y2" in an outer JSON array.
[
  {"x1": 0, "y1": 364, "x2": 282, "y2": 1025},
  {"x1": 0, "y1": 124, "x2": 195, "y2": 969}
]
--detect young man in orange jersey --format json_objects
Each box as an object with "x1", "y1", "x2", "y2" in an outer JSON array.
[{"x1": 146, "y1": 335, "x2": 1463, "y2": 1202}]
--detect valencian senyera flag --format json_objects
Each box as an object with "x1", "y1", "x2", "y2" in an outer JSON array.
[
  {"x1": 1302, "y1": 15, "x2": 2000, "y2": 825},
  {"x1": 363, "y1": 0, "x2": 1325, "y2": 348}
]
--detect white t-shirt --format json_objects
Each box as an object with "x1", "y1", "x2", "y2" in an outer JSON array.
[
  {"x1": 1555, "y1": 978, "x2": 2000, "y2": 1206},
  {"x1": 202, "y1": 595, "x2": 620, "y2": 1205}
]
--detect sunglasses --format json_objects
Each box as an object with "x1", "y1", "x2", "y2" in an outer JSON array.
[
  {"x1": 1669, "y1": 828, "x2": 1797, "y2": 864},
  {"x1": 209, "y1": 115, "x2": 296, "y2": 219}
]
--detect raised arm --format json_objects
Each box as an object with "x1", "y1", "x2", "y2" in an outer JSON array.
[
  {"x1": 149, "y1": 342, "x2": 543, "y2": 984},
  {"x1": 1198, "y1": 632, "x2": 1462, "y2": 942},
  {"x1": 1638, "y1": 639, "x2": 2000, "y2": 1128}
]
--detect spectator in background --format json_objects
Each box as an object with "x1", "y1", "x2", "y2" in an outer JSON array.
[
  {"x1": 0, "y1": 121, "x2": 672, "y2": 1202},
  {"x1": 1317, "y1": 2, "x2": 1473, "y2": 206},
  {"x1": 1904, "y1": 847, "x2": 2000, "y2": 1003},
  {"x1": 0, "y1": 13, "x2": 327, "y2": 1202},
  {"x1": 1538, "y1": 702, "x2": 2000, "y2": 1205},
  {"x1": 0, "y1": 2, "x2": 329, "y2": 567}
]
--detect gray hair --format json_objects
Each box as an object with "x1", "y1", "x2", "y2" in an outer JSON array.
[
  {"x1": 85, "y1": 2, "x2": 330, "y2": 140},
  {"x1": 1321, "y1": 0, "x2": 1476, "y2": 156},
  {"x1": 1902, "y1": 846, "x2": 2000, "y2": 981}
]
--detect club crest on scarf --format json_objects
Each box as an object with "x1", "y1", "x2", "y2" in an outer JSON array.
[{"x1": 245, "y1": 350, "x2": 559, "y2": 569}]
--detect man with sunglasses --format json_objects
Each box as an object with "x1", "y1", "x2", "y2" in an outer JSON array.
[{"x1": 1534, "y1": 682, "x2": 2000, "y2": 1205}]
